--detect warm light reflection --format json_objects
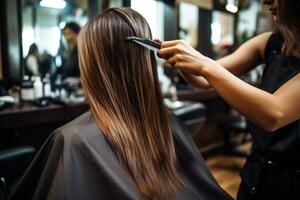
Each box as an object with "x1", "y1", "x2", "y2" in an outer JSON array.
[
  {"x1": 22, "y1": 28, "x2": 35, "y2": 55},
  {"x1": 211, "y1": 22, "x2": 221, "y2": 45}
]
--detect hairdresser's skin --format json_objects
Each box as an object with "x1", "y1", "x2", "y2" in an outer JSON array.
[{"x1": 159, "y1": 0, "x2": 300, "y2": 133}]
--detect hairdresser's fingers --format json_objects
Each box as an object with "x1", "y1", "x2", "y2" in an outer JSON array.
[
  {"x1": 164, "y1": 62, "x2": 174, "y2": 69},
  {"x1": 162, "y1": 58, "x2": 175, "y2": 68},
  {"x1": 174, "y1": 62, "x2": 202, "y2": 76},
  {"x1": 157, "y1": 53, "x2": 172, "y2": 60},
  {"x1": 166, "y1": 54, "x2": 206, "y2": 76},
  {"x1": 166, "y1": 55, "x2": 188, "y2": 72},
  {"x1": 153, "y1": 37, "x2": 162, "y2": 43},
  {"x1": 166, "y1": 54, "x2": 181, "y2": 65},
  {"x1": 160, "y1": 40, "x2": 183, "y2": 48},
  {"x1": 163, "y1": 59, "x2": 169, "y2": 65},
  {"x1": 158, "y1": 46, "x2": 180, "y2": 58}
]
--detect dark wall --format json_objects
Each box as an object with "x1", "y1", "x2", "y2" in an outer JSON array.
[
  {"x1": 122, "y1": 0, "x2": 131, "y2": 7},
  {"x1": 0, "y1": 0, "x2": 23, "y2": 85},
  {"x1": 197, "y1": 8, "x2": 213, "y2": 57},
  {"x1": 164, "y1": 1, "x2": 177, "y2": 40},
  {"x1": 0, "y1": 27, "x2": 3, "y2": 81}
]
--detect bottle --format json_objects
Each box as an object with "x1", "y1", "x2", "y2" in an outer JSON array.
[
  {"x1": 21, "y1": 75, "x2": 34, "y2": 101},
  {"x1": 34, "y1": 76, "x2": 43, "y2": 99},
  {"x1": 43, "y1": 74, "x2": 51, "y2": 97},
  {"x1": 11, "y1": 85, "x2": 20, "y2": 104},
  {"x1": 54, "y1": 74, "x2": 62, "y2": 97},
  {"x1": 169, "y1": 83, "x2": 178, "y2": 101}
]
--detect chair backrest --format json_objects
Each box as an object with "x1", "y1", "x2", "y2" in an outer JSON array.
[
  {"x1": 173, "y1": 102, "x2": 206, "y2": 135},
  {"x1": 0, "y1": 176, "x2": 8, "y2": 199},
  {"x1": 0, "y1": 146, "x2": 36, "y2": 198}
]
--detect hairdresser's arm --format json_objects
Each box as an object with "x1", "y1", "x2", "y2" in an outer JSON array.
[
  {"x1": 158, "y1": 34, "x2": 300, "y2": 133},
  {"x1": 174, "y1": 32, "x2": 272, "y2": 89}
]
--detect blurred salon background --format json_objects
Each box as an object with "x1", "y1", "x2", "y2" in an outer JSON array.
[{"x1": 0, "y1": 0, "x2": 273, "y2": 199}]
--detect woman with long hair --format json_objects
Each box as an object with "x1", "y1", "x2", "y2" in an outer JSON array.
[
  {"x1": 25, "y1": 43, "x2": 40, "y2": 76},
  {"x1": 8, "y1": 8, "x2": 232, "y2": 200},
  {"x1": 159, "y1": 0, "x2": 300, "y2": 199}
]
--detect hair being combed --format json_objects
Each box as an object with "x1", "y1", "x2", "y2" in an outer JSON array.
[{"x1": 78, "y1": 7, "x2": 183, "y2": 199}]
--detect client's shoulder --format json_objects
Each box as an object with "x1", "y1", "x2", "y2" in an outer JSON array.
[{"x1": 52, "y1": 111, "x2": 102, "y2": 146}]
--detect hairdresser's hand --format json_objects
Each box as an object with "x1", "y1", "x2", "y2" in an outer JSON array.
[{"x1": 158, "y1": 40, "x2": 218, "y2": 77}]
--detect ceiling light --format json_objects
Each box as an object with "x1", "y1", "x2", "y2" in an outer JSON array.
[
  {"x1": 226, "y1": 4, "x2": 238, "y2": 13},
  {"x1": 39, "y1": 0, "x2": 66, "y2": 9}
]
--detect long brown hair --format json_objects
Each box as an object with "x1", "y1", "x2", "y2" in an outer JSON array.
[
  {"x1": 276, "y1": 0, "x2": 300, "y2": 58},
  {"x1": 78, "y1": 7, "x2": 183, "y2": 199}
]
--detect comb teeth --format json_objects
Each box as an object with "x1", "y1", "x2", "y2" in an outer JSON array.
[
  {"x1": 124, "y1": 36, "x2": 161, "y2": 52},
  {"x1": 125, "y1": 37, "x2": 134, "y2": 41},
  {"x1": 125, "y1": 37, "x2": 161, "y2": 49},
  {"x1": 125, "y1": 36, "x2": 138, "y2": 41}
]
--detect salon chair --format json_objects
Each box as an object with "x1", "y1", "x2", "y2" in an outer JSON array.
[
  {"x1": 219, "y1": 116, "x2": 250, "y2": 157},
  {"x1": 0, "y1": 146, "x2": 36, "y2": 199},
  {"x1": 173, "y1": 102, "x2": 206, "y2": 136}
]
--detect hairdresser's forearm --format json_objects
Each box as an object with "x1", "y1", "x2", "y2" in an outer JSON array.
[
  {"x1": 179, "y1": 56, "x2": 239, "y2": 90},
  {"x1": 179, "y1": 55, "x2": 247, "y2": 90},
  {"x1": 203, "y1": 63, "x2": 283, "y2": 132}
]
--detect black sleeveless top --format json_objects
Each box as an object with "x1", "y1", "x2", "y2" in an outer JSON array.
[{"x1": 241, "y1": 33, "x2": 300, "y2": 191}]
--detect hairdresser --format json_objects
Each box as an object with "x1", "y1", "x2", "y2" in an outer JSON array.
[
  {"x1": 158, "y1": 0, "x2": 300, "y2": 199},
  {"x1": 60, "y1": 22, "x2": 81, "y2": 80}
]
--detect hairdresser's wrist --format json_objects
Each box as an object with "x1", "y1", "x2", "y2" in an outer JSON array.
[
  {"x1": 201, "y1": 59, "x2": 229, "y2": 87},
  {"x1": 196, "y1": 57, "x2": 220, "y2": 79}
]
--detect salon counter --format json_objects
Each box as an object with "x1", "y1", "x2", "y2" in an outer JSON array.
[
  {"x1": 0, "y1": 88, "x2": 229, "y2": 154},
  {"x1": 0, "y1": 88, "x2": 216, "y2": 131},
  {"x1": 0, "y1": 102, "x2": 89, "y2": 130},
  {"x1": 0, "y1": 101, "x2": 89, "y2": 149}
]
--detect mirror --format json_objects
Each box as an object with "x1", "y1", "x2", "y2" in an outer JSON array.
[
  {"x1": 211, "y1": 11, "x2": 234, "y2": 58},
  {"x1": 109, "y1": 0, "x2": 122, "y2": 7},
  {"x1": 179, "y1": 2, "x2": 199, "y2": 48},
  {"x1": 21, "y1": 0, "x2": 89, "y2": 83}
]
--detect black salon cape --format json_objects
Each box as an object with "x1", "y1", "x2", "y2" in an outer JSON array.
[{"x1": 8, "y1": 111, "x2": 232, "y2": 200}]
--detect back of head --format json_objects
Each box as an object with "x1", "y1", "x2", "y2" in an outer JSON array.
[
  {"x1": 63, "y1": 22, "x2": 81, "y2": 44},
  {"x1": 28, "y1": 43, "x2": 38, "y2": 56},
  {"x1": 63, "y1": 22, "x2": 81, "y2": 34},
  {"x1": 78, "y1": 7, "x2": 182, "y2": 199}
]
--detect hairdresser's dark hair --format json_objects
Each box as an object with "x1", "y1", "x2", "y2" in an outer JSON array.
[
  {"x1": 276, "y1": 0, "x2": 300, "y2": 58},
  {"x1": 63, "y1": 22, "x2": 81, "y2": 34},
  {"x1": 78, "y1": 7, "x2": 183, "y2": 199},
  {"x1": 27, "y1": 43, "x2": 38, "y2": 56}
]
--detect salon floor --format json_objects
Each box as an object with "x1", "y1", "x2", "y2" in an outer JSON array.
[{"x1": 206, "y1": 143, "x2": 251, "y2": 199}]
